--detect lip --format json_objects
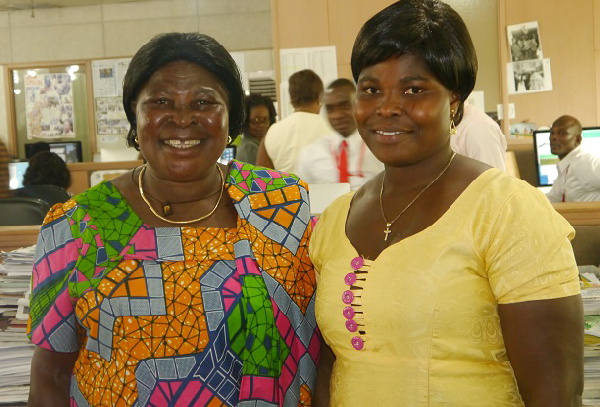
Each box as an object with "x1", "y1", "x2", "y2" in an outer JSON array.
[{"x1": 370, "y1": 128, "x2": 412, "y2": 144}]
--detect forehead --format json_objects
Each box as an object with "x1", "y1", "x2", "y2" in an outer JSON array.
[
  {"x1": 249, "y1": 105, "x2": 269, "y2": 116},
  {"x1": 143, "y1": 60, "x2": 228, "y2": 95},
  {"x1": 324, "y1": 87, "x2": 354, "y2": 105},
  {"x1": 551, "y1": 119, "x2": 577, "y2": 133},
  {"x1": 358, "y1": 54, "x2": 436, "y2": 82}
]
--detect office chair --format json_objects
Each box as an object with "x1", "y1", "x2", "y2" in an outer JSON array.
[
  {"x1": 12, "y1": 184, "x2": 71, "y2": 207},
  {"x1": 0, "y1": 197, "x2": 50, "y2": 226}
]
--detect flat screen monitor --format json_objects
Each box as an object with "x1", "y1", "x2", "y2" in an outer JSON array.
[
  {"x1": 218, "y1": 146, "x2": 236, "y2": 165},
  {"x1": 533, "y1": 126, "x2": 600, "y2": 187},
  {"x1": 25, "y1": 141, "x2": 83, "y2": 163},
  {"x1": 8, "y1": 161, "x2": 29, "y2": 190}
]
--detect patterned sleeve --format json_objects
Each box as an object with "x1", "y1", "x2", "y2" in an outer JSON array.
[
  {"x1": 484, "y1": 186, "x2": 580, "y2": 304},
  {"x1": 27, "y1": 204, "x2": 82, "y2": 353}
]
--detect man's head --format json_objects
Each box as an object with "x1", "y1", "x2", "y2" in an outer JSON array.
[
  {"x1": 550, "y1": 115, "x2": 582, "y2": 159},
  {"x1": 324, "y1": 78, "x2": 357, "y2": 137}
]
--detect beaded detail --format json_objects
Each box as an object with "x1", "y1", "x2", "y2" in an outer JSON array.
[{"x1": 342, "y1": 256, "x2": 369, "y2": 350}]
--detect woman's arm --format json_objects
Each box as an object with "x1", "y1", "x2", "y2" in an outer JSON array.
[
  {"x1": 256, "y1": 139, "x2": 274, "y2": 169},
  {"x1": 498, "y1": 295, "x2": 583, "y2": 407},
  {"x1": 313, "y1": 338, "x2": 335, "y2": 407},
  {"x1": 29, "y1": 347, "x2": 79, "y2": 407}
]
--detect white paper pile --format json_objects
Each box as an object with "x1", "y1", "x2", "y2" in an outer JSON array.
[{"x1": 0, "y1": 245, "x2": 35, "y2": 405}]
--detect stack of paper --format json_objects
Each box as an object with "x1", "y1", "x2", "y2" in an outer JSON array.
[
  {"x1": 0, "y1": 245, "x2": 35, "y2": 406},
  {"x1": 582, "y1": 266, "x2": 600, "y2": 405}
]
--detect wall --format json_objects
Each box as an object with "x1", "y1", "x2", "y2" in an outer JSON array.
[
  {"x1": 501, "y1": 0, "x2": 598, "y2": 128},
  {"x1": 0, "y1": 0, "x2": 274, "y2": 146},
  {"x1": 272, "y1": 0, "x2": 500, "y2": 112}
]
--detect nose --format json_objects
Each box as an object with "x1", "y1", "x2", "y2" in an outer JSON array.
[
  {"x1": 170, "y1": 105, "x2": 199, "y2": 127},
  {"x1": 376, "y1": 92, "x2": 402, "y2": 116}
]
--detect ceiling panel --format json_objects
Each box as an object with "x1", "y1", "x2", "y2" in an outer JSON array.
[{"x1": 0, "y1": 0, "x2": 152, "y2": 12}]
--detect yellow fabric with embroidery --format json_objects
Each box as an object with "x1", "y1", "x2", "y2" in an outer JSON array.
[{"x1": 311, "y1": 169, "x2": 580, "y2": 406}]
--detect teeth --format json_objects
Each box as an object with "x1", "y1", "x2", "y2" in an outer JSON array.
[
  {"x1": 164, "y1": 139, "x2": 201, "y2": 148},
  {"x1": 376, "y1": 131, "x2": 402, "y2": 136}
]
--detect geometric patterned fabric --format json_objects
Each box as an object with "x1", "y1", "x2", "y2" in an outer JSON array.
[{"x1": 28, "y1": 161, "x2": 319, "y2": 406}]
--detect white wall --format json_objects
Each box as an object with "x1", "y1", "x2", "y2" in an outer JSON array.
[{"x1": 0, "y1": 0, "x2": 274, "y2": 146}]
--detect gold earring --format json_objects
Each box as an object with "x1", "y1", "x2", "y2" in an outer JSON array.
[
  {"x1": 449, "y1": 110, "x2": 457, "y2": 136},
  {"x1": 228, "y1": 135, "x2": 232, "y2": 144},
  {"x1": 135, "y1": 135, "x2": 139, "y2": 144}
]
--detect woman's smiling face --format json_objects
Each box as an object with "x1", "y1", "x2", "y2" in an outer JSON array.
[
  {"x1": 134, "y1": 59, "x2": 229, "y2": 182},
  {"x1": 354, "y1": 54, "x2": 459, "y2": 167}
]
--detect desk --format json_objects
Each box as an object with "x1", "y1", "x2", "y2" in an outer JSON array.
[
  {"x1": 553, "y1": 202, "x2": 600, "y2": 226},
  {"x1": 67, "y1": 160, "x2": 142, "y2": 195},
  {"x1": 0, "y1": 226, "x2": 40, "y2": 252}
]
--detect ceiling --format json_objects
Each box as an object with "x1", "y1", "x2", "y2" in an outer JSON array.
[{"x1": 0, "y1": 0, "x2": 151, "y2": 12}]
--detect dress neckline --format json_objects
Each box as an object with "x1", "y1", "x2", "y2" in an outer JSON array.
[{"x1": 342, "y1": 168, "x2": 500, "y2": 262}]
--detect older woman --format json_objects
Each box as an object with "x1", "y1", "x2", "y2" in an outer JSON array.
[
  {"x1": 311, "y1": 1, "x2": 583, "y2": 406},
  {"x1": 28, "y1": 33, "x2": 318, "y2": 406},
  {"x1": 235, "y1": 93, "x2": 277, "y2": 165}
]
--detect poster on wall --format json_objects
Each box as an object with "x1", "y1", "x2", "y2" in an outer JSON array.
[
  {"x1": 95, "y1": 96, "x2": 129, "y2": 135},
  {"x1": 24, "y1": 73, "x2": 75, "y2": 139},
  {"x1": 92, "y1": 58, "x2": 131, "y2": 97},
  {"x1": 507, "y1": 21, "x2": 543, "y2": 62},
  {"x1": 507, "y1": 59, "x2": 553, "y2": 94}
]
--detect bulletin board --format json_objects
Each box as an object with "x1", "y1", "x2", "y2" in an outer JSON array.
[{"x1": 5, "y1": 60, "x2": 95, "y2": 161}]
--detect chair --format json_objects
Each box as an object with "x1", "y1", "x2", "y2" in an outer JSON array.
[
  {"x1": 12, "y1": 184, "x2": 71, "y2": 207},
  {"x1": 0, "y1": 197, "x2": 50, "y2": 226}
]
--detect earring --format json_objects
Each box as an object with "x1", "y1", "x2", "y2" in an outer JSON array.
[
  {"x1": 227, "y1": 135, "x2": 232, "y2": 145},
  {"x1": 134, "y1": 135, "x2": 139, "y2": 144},
  {"x1": 449, "y1": 110, "x2": 457, "y2": 136}
]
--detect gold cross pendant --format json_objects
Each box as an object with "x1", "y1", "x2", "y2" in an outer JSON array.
[{"x1": 384, "y1": 223, "x2": 392, "y2": 241}]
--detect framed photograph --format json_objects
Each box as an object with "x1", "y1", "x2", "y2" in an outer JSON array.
[{"x1": 507, "y1": 21, "x2": 543, "y2": 62}]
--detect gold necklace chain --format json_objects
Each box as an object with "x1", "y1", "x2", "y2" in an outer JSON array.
[
  {"x1": 138, "y1": 165, "x2": 225, "y2": 225},
  {"x1": 379, "y1": 152, "x2": 456, "y2": 241}
]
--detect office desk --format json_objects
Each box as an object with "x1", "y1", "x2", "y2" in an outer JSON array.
[{"x1": 0, "y1": 226, "x2": 40, "y2": 252}]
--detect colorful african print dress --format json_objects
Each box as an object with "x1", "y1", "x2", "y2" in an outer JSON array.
[{"x1": 28, "y1": 161, "x2": 319, "y2": 406}]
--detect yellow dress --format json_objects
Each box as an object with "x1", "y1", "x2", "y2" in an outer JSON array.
[{"x1": 311, "y1": 169, "x2": 580, "y2": 406}]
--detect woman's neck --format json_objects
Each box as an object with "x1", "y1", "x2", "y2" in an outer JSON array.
[{"x1": 294, "y1": 102, "x2": 321, "y2": 114}]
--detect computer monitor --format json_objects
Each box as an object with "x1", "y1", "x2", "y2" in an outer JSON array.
[
  {"x1": 8, "y1": 161, "x2": 29, "y2": 190},
  {"x1": 533, "y1": 126, "x2": 600, "y2": 186},
  {"x1": 25, "y1": 141, "x2": 83, "y2": 163},
  {"x1": 218, "y1": 146, "x2": 236, "y2": 165}
]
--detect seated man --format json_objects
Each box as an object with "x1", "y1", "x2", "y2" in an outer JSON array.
[
  {"x1": 546, "y1": 115, "x2": 600, "y2": 202},
  {"x1": 295, "y1": 78, "x2": 383, "y2": 190}
]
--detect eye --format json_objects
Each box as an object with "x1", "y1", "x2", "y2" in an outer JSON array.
[
  {"x1": 362, "y1": 86, "x2": 379, "y2": 95},
  {"x1": 405, "y1": 87, "x2": 423, "y2": 95},
  {"x1": 154, "y1": 98, "x2": 170, "y2": 106}
]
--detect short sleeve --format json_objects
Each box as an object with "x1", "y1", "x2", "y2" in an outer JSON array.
[
  {"x1": 485, "y1": 186, "x2": 580, "y2": 304},
  {"x1": 27, "y1": 206, "x2": 81, "y2": 353}
]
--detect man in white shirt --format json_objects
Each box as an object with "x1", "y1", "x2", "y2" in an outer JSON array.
[
  {"x1": 295, "y1": 79, "x2": 383, "y2": 190},
  {"x1": 546, "y1": 115, "x2": 600, "y2": 202},
  {"x1": 451, "y1": 103, "x2": 507, "y2": 171},
  {"x1": 256, "y1": 69, "x2": 331, "y2": 173}
]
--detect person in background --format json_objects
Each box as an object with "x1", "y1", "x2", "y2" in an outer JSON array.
[
  {"x1": 28, "y1": 32, "x2": 318, "y2": 406},
  {"x1": 295, "y1": 78, "x2": 383, "y2": 190},
  {"x1": 235, "y1": 93, "x2": 276, "y2": 164},
  {"x1": 451, "y1": 102, "x2": 507, "y2": 171},
  {"x1": 256, "y1": 69, "x2": 330, "y2": 172},
  {"x1": 23, "y1": 151, "x2": 71, "y2": 190},
  {"x1": 311, "y1": 1, "x2": 583, "y2": 405},
  {"x1": 0, "y1": 140, "x2": 10, "y2": 198},
  {"x1": 546, "y1": 114, "x2": 600, "y2": 202},
  {"x1": 26, "y1": 141, "x2": 50, "y2": 158}
]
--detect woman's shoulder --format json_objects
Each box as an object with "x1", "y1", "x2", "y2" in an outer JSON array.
[{"x1": 227, "y1": 160, "x2": 308, "y2": 193}]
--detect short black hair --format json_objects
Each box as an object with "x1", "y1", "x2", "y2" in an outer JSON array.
[
  {"x1": 243, "y1": 93, "x2": 277, "y2": 133},
  {"x1": 351, "y1": 0, "x2": 477, "y2": 123},
  {"x1": 288, "y1": 69, "x2": 324, "y2": 108},
  {"x1": 23, "y1": 151, "x2": 71, "y2": 189},
  {"x1": 123, "y1": 32, "x2": 245, "y2": 149},
  {"x1": 327, "y1": 78, "x2": 356, "y2": 92}
]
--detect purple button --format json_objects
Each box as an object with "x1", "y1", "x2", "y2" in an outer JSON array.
[
  {"x1": 351, "y1": 336, "x2": 364, "y2": 350},
  {"x1": 350, "y1": 257, "x2": 364, "y2": 270},
  {"x1": 342, "y1": 306, "x2": 355, "y2": 319},
  {"x1": 344, "y1": 272, "x2": 357, "y2": 286},
  {"x1": 342, "y1": 290, "x2": 354, "y2": 304},
  {"x1": 345, "y1": 319, "x2": 358, "y2": 332}
]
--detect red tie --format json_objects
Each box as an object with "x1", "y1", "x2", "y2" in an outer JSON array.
[{"x1": 339, "y1": 140, "x2": 349, "y2": 183}]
